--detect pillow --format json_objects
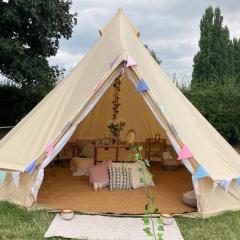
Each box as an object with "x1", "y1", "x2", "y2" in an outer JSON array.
[
  {"x1": 127, "y1": 162, "x2": 154, "y2": 189},
  {"x1": 89, "y1": 162, "x2": 110, "y2": 187},
  {"x1": 182, "y1": 190, "x2": 197, "y2": 208},
  {"x1": 80, "y1": 143, "x2": 94, "y2": 158},
  {"x1": 70, "y1": 157, "x2": 94, "y2": 176},
  {"x1": 109, "y1": 163, "x2": 132, "y2": 190}
]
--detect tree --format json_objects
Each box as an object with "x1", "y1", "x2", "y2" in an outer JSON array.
[
  {"x1": 231, "y1": 38, "x2": 240, "y2": 82},
  {"x1": 0, "y1": 0, "x2": 77, "y2": 93},
  {"x1": 192, "y1": 7, "x2": 232, "y2": 86},
  {"x1": 182, "y1": 78, "x2": 240, "y2": 145},
  {"x1": 144, "y1": 44, "x2": 162, "y2": 65}
]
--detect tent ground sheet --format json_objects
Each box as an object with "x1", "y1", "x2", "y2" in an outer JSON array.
[{"x1": 37, "y1": 164, "x2": 195, "y2": 214}]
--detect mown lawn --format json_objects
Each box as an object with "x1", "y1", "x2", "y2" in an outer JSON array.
[{"x1": 1, "y1": 201, "x2": 240, "y2": 240}]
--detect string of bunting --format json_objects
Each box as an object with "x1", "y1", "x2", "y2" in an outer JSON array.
[
  {"x1": 125, "y1": 54, "x2": 137, "y2": 67},
  {"x1": 136, "y1": 78, "x2": 149, "y2": 92}
]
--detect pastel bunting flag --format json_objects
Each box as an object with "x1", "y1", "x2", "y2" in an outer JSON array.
[
  {"x1": 136, "y1": 79, "x2": 149, "y2": 92},
  {"x1": 159, "y1": 105, "x2": 164, "y2": 113},
  {"x1": 12, "y1": 172, "x2": 20, "y2": 188},
  {"x1": 25, "y1": 160, "x2": 36, "y2": 174},
  {"x1": 237, "y1": 177, "x2": 240, "y2": 187},
  {"x1": 170, "y1": 124, "x2": 178, "y2": 136},
  {"x1": 0, "y1": 171, "x2": 6, "y2": 184},
  {"x1": 109, "y1": 54, "x2": 120, "y2": 68},
  {"x1": 193, "y1": 165, "x2": 209, "y2": 180},
  {"x1": 126, "y1": 55, "x2": 137, "y2": 67},
  {"x1": 178, "y1": 144, "x2": 193, "y2": 160},
  {"x1": 45, "y1": 142, "x2": 54, "y2": 156},
  {"x1": 213, "y1": 180, "x2": 232, "y2": 191}
]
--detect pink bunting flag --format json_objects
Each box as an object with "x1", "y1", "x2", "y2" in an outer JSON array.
[
  {"x1": 177, "y1": 144, "x2": 193, "y2": 160},
  {"x1": 126, "y1": 55, "x2": 137, "y2": 67},
  {"x1": 45, "y1": 142, "x2": 54, "y2": 156}
]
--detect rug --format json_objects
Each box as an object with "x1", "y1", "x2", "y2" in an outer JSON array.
[
  {"x1": 44, "y1": 214, "x2": 184, "y2": 240},
  {"x1": 38, "y1": 164, "x2": 195, "y2": 214}
]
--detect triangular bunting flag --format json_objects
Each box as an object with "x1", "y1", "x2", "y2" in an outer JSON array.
[
  {"x1": 109, "y1": 54, "x2": 120, "y2": 68},
  {"x1": 178, "y1": 144, "x2": 192, "y2": 160},
  {"x1": 45, "y1": 142, "x2": 54, "y2": 156},
  {"x1": 25, "y1": 160, "x2": 36, "y2": 174},
  {"x1": 31, "y1": 169, "x2": 44, "y2": 201},
  {"x1": 0, "y1": 171, "x2": 6, "y2": 184},
  {"x1": 194, "y1": 165, "x2": 209, "y2": 180},
  {"x1": 170, "y1": 124, "x2": 178, "y2": 136},
  {"x1": 213, "y1": 180, "x2": 232, "y2": 192},
  {"x1": 212, "y1": 181, "x2": 218, "y2": 191},
  {"x1": 12, "y1": 172, "x2": 20, "y2": 188},
  {"x1": 136, "y1": 79, "x2": 149, "y2": 92},
  {"x1": 159, "y1": 105, "x2": 164, "y2": 113},
  {"x1": 126, "y1": 55, "x2": 137, "y2": 67},
  {"x1": 237, "y1": 177, "x2": 240, "y2": 187}
]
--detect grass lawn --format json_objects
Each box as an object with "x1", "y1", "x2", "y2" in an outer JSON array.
[{"x1": 1, "y1": 201, "x2": 240, "y2": 240}]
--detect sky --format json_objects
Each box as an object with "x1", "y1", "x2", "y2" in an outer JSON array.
[{"x1": 49, "y1": 0, "x2": 240, "y2": 83}]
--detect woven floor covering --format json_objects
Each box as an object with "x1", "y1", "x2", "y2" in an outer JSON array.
[{"x1": 44, "y1": 214, "x2": 184, "y2": 240}]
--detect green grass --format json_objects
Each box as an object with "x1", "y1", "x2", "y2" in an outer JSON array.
[
  {"x1": 176, "y1": 212, "x2": 240, "y2": 240},
  {"x1": 1, "y1": 201, "x2": 240, "y2": 240},
  {"x1": 0, "y1": 201, "x2": 66, "y2": 240}
]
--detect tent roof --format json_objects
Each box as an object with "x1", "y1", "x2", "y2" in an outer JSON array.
[{"x1": 0, "y1": 9, "x2": 240, "y2": 180}]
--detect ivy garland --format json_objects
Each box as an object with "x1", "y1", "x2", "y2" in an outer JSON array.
[{"x1": 108, "y1": 76, "x2": 125, "y2": 140}]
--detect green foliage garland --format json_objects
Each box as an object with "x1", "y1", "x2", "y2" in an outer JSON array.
[{"x1": 133, "y1": 146, "x2": 164, "y2": 240}]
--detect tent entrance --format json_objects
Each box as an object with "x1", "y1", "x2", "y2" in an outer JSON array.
[{"x1": 36, "y1": 71, "x2": 196, "y2": 214}]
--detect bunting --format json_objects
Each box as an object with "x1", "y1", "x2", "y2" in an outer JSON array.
[
  {"x1": 31, "y1": 169, "x2": 44, "y2": 201},
  {"x1": 237, "y1": 177, "x2": 240, "y2": 187},
  {"x1": 213, "y1": 180, "x2": 232, "y2": 192},
  {"x1": 0, "y1": 171, "x2": 6, "y2": 184},
  {"x1": 170, "y1": 124, "x2": 178, "y2": 136},
  {"x1": 25, "y1": 160, "x2": 36, "y2": 174},
  {"x1": 45, "y1": 142, "x2": 54, "y2": 156},
  {"x1": 178, "y1": 144, "x2": 192, "y2": 160},
  {"x1": 126, "y1": 55, "x2": 137, "y2": 67},
  {"x1": 193, "y1": 165, "x2": 209, "y2": 180},
  {"x1": 136, "y1": 79, "x2": 149, "y2": 92},
  {"x1": 12, "y1": 172, "x2": 20, "y2": 188}
]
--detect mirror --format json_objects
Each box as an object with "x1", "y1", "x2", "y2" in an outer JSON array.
[{"x1": 126, "y1": 129, "x2": 136, "y2": 145}]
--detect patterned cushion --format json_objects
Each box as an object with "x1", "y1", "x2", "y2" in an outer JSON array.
[{"x1": 109, "y1": 163, "x2": 132, "y2": 190}]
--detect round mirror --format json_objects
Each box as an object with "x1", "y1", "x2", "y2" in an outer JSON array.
[{"x1": 126, "y1": 129, "x2": 136, "y2": 145}]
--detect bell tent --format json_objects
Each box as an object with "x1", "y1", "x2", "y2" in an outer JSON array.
[{"x1": 0, "y1": 9, "x2": 240, "y2": 217}]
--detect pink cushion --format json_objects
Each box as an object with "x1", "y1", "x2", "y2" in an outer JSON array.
[{"x1": 89, "y1": 162, "x2": 110, "y2": 187}]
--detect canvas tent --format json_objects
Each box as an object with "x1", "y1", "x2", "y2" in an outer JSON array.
[{"x1": 0, "y1": 8, "x2": 240, "y2": 217}]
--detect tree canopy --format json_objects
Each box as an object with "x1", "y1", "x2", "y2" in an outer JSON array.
[
  {"x1": 183, "y1": 6, "x2": 240, "y2": 145},
  {"x1": 0, "y1": 0, "x2": 77, "y2": 92},
  {"x1": 144, "y1": 44, "x2": 162, "y2": 65}
]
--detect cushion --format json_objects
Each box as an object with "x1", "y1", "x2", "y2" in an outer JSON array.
[
  {"x1": 127, "y1": 162, "x2": 154, "y2": 189},
  {"x1": 109, "y1": 163, "x2": 132, "y2": 190},
  {"x1": 70, "y1": 157, "x2": 94, "y2": 176},
  {"x1": 182, "y1": 190, "x2": 197, "y2": 208},
  {"x1": 89, "y1": 162, "x2": 110, "y2": 187},
  {"x1": 80, "y1": 143, "x2": 94, "y2": 158}
]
